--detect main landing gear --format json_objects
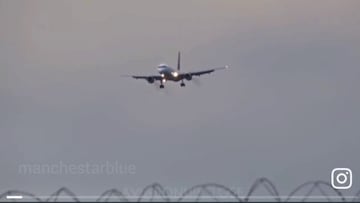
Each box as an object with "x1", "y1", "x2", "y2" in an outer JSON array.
[
  {"x1": 158, "y1": 80, "x2": 185, "y2": 88},
  {"x1": 180, "y1": 80, "x2": 185, "y2": 87},
  {"x1": 160, "y1": 80, "x2": 165, "y2": 88}
]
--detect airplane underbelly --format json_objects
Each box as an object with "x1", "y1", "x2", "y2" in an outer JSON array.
[
  {"x1": 165, "y1": 74, "x2": 181, "y2": 81},
  {"x1": 159, "y1": 68, "x2": 181, "y2": 82}
]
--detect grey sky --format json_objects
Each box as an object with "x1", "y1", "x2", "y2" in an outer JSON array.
[{"x1": 1, "y1": 0, "x2": 360, "y2": 199}]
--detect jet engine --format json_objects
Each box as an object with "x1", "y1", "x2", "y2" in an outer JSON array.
[
  {"x1": 147, "y1": 77, "x2": 155, "y2": 84},
  {"x1": 184, "y1": 74, "x2": 192, "y2": 81}
]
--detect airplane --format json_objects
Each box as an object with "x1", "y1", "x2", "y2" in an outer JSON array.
[{"x1": 124, "y1": 52, "x2": 228, "y2": 88}]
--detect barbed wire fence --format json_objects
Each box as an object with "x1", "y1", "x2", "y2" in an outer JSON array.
[{"x1": 1, "y1": 178, "x2": 359, "y2": 202}]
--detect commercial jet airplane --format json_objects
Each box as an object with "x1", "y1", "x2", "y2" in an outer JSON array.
[{"x1": 125, "y1": 52, "x2": 228, "y2": 88}]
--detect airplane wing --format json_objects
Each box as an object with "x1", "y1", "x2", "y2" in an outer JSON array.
[
  {"x1": 131, "y1": 75, "x2": 162, "y2": 80},
  {"x1": 179, "y1": 65, "x2": 229, "y2": 77},
  {"x1": 121, "y1": 74, "x2": 163, "y2": 84}
]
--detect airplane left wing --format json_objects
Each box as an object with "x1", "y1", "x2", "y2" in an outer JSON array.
[{"x1": 180, "y1": 65, "x2": 229, "y2": 77}]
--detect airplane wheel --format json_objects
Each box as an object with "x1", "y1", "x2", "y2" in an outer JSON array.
[
  {"x1": 160, "y1": 84, "x2": 164, "y2": 88},
  {"x1": 180, "y1": 83, "x2": 185, "y2": 87}
]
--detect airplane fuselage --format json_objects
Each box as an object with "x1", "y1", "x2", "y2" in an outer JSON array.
[{"x1": 157, "y1": 64, "x2": 181, "y2": 82}]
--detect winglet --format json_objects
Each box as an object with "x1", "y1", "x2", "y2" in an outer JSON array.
[{"x1": 213, "y1": 65, "x2": 229, "y2": 71}]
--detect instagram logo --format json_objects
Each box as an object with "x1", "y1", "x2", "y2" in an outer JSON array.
[{"x1": 331, "y1": 168, "x2": 352, "y2": 189}]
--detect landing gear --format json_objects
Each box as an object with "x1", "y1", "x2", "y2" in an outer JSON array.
[
  {"x1": 180, "y1": 80, "x2": 185, "y2": 87},
  {"x1": 160, "y1": 80, "x2": 164, "y2": 88}
]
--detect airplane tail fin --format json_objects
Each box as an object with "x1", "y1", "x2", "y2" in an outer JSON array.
[{"x1": 177, "y1": 51, "x2": 181, "y2": 71}]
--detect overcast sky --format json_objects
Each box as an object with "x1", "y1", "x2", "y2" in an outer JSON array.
[{"x1": 1, "y1": 0, "x2": 360, "y2": 200}]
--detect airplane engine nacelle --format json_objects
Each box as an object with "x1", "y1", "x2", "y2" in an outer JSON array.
[
  {"x1": 184, "y1": 74, "x2": 192, "y2": 81},
  {"x1": 147, "y1": 77, "x2": 155, "y2": 84}
]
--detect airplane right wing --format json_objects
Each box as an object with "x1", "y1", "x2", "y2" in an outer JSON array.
[
  {"x1": 131, "y1": 75, "x2": 162, "y2": 80},
  {"x1": 121, "y1": 74, "x2": 163, "y2": 83}
]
